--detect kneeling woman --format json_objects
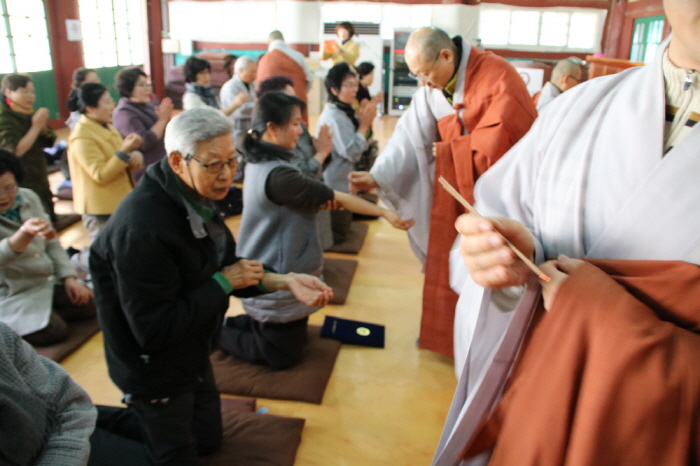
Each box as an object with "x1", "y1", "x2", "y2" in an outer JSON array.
[
  {"x1": 0, "y1": 150, "x2": 95, "y2": 346},
  {"x1": 220, "y1": 92, "x2": 412, "y2": 369}
]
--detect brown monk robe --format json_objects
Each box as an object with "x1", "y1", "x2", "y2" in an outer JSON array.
[
  {"x1": 422, "y1": 45, "x2": 536, "y2": 358},
  {"x1": 257, "y1": 49, "x2": 309, "y2": 122},
  {"x1": 461, "y1": 259, "x2": 700, "y2": 466}
]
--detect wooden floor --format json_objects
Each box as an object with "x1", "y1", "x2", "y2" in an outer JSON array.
[{"x1": 56, "y1": 115, "x2": 457, "y2": 466}]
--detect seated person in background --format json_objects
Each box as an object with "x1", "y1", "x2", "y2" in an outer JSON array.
[
  {"x1": 0, "y1": 73, "x2": 57, "y2": 221},
  {"x1": 322, "y1": 22, "x2": 360, "y2": 66},
  {"x1": 220, "y1": 55, "x2": 257, "y2": 158},
  {"x1": 112, "y1": 67, "x2": 173, "y2": 183},
  {"x1": 0, "y1": 150, "x2": 94, "y2": 347},
  {"x1": 354, "y1": 61, "x2": 383, "y2": 173},
  {"x1": 257, "y1": 75, "x2": 334, "y2": 248},
  {"x1": 0, "y1": 321, "x2": 96, "y2": 464},
  {"x1": 89, "y1": 108, "x2": 333, "y2": 465},
  {"x1": 355, "y1": 61, "x2": 383, "y2": 106},
  {"x1": 534, "y1": 58, "x2": 582, "y2": 111},
  {"x1": 182, "y1": 56, "x2": 248, "y2": 117},
  {"x1": 225, "y1": 92, "x2": 412, "y2": 369},
  {"x1": 316, "y1": 62, "x2": 376, "y2": 244},
  {"x1": 66, "y1": 68, "x2": 99, "y2": 132}
]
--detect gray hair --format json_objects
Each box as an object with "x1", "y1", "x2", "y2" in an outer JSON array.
[
  {"x1": 268, "y1": 30, "x2": 284, "y2": 42},
  {"x1": 234, "y1": 55, "x2": 256, "y2": 74},
  {"x1": 164, "y1": 108, "x2": 233, "y2": 157},
  {"x1": 552, "y1": 58, "x2": 581, "y2": 83}
]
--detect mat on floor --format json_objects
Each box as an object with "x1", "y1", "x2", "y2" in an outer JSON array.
[
  {"x1": 323, "y1": 257, "x2": 358, "y2": 305},
  {"x1": 34, "y1": 317, "x2": 100, "y2": 362},
  {"x1": 200, "y1": 397, "x2": 305, "y2": 466},
  {"x1": 211, "y1": 325, "x2": 341, "y2": 404},
  {"x1": 54, "y1": 213, "x2": 81, "y2": 232},
  {"x1": 324, "y1": 221, "x2": 369, "y2": 254}
]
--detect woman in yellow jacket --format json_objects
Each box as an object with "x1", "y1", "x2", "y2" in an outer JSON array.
[
  {"x1": 68, "y1": 83, "x2": 142, "y2": 242},
  {"x1": 322, "y1": 22, "x2": 360, "y2": 66}
]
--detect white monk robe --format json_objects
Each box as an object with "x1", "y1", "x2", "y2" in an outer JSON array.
[
  {"x1": 436, "y1": 38, "x2": 700, "y2": 466},
  {"x1": 534, "y1": 81, "x2": 561, "y2": 111},
  {"x1": 370, "y1": 85, "x2": 453, "y2": 264}
]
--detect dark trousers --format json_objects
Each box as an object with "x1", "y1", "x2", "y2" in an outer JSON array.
[
  {"x1": 330, "y1": 209, "x2": 353, "y2": 245},
  {"x1": 89, "y1": 406, "x2": 151, "y2": 466},
  {"x1": 219, "y1": 315, "x2": 308, "y2": 370},
  {"x1": 23, "y1": 284, "x2": 97, "y2": 346},
  {"x1": 125, "y1": 364, "x2": 222, "y2": 466}
]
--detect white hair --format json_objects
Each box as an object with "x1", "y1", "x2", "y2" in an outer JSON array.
[
  {"x1": 234, "y1": 55, "x2": 256, "y2": 74},
  {"x1": 164, "y1": 108, "x2": 232, "y2": 157}
]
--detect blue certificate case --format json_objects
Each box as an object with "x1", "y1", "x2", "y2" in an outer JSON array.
[{"x1": 320, "y1": 316, "x2": 385, "y2": 348}]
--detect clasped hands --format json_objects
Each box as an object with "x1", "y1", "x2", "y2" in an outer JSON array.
[
  {"x1": 456, "y1": 214, "x2": 585, "y2": 311},
  {"x1": 221, "y1": 259, "x2": 333, "y2": 307}
]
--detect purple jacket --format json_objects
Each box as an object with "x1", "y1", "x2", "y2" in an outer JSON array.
[{"x1": 112, "y1": 98, "x2": 166, "y2": 182}]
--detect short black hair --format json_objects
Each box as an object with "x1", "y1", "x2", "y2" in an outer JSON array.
[
  {"x1": 1, "y1": 73, "x2": 32, "y2": 95},
  {"x1": 183, "y1": 56, "x2": 211, "y2": 83},
  {"x1": 356, "y1": 62, "x2": 375, "y2": 79},
  {"x1": 71, "y1": 68, "x2": 97, "y2": 89},
  {"x1": 0, "y1": 148, "x2": 23, "y2": 184},
  {"x1": 325, "y1": 62, "x2": 356, "y2": 102},
  {"x1": 76, "y1": 83, "x2": 109, "y2": 114},
  {"x1": 114, "y1": 67, "x2": 147, "y2": 98},
  {"x1": 257, "y1": 75, "x2": 294, "y2": 98}
]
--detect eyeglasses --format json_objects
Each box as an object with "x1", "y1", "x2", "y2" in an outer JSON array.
[
  {"x1": 342, "y1": 81, "x2": 359, "y2": 89},
  {"x1": 408, "y1": 50, "x2": 442, "y2": 82},
  {"x1": 186, "y1": 155, "x2": 238, "y2": 175},
  {"x1": 0, "y1": 184, "x2": 18, "y2": 195}
]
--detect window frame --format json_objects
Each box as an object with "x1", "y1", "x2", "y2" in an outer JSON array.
[
  {"x1": 478, "y1": 4, "x2": 607, "y2": 54},
  {"x1": 0, "y1": 0, "x2": 53, "y2": 73}
]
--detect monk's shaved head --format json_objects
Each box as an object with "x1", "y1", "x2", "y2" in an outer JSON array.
[
  {"x1": 406, "y1": 27, "x2": 456, "y2": 62},
  {"x1": 405, "y1": 27, "x2": 458, "y2": 90},
  {"x1": 552, "y1": 59, "x2": 581, "y2": 83}
]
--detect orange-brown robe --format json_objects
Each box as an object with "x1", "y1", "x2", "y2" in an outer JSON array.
[
  {"x1": 422, "y1": 46, "x2": 536, "y2": 358},
  {"x1": 257, "y1": 49, "x2": 309, "y2": 122},
  {"x1": 462, "y1": 260, "x2": 700, "y2": 466}
]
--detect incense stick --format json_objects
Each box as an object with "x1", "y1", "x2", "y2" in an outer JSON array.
[{"x1": 438, "y1": 176, "x2": 551, "y2": 282}]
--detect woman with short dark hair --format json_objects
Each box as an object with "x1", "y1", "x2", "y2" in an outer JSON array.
[
  {"x1": 317, "y1": 62, "x2": 377, "y2": 243},
  {"x1": 222, "y1": 91, "x2": 411, "y2": 369},
  {"x1": 65, "y1": 67, "x2": 99, "y2": 131},
  {"x1": 182, "y1": 55, "x2": 249, "y2": 117},
  {"x1": 112, "y1": 67, "x2": 173, "y2": 182},
  {"x1": 0, "y1": 73, "x2": 57, "y2": 221},
  {"x1": 0, "y1": 149, "x2": 95, "y2": 346},
  {"x1": 322, "y1": 21, "x2": 360, "y2": 66}
]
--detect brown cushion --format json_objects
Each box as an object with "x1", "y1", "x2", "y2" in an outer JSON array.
[
  {"x1": 323, "y1": 258, "x2": 358, "y2": 305},
  {"x1": 324, "y1": 221, "x2": 369, "y2": 254},
  {"x1": 34, "y1": 317, "x2": 100, "y2": 362},
  {"x1": 200, "y1": 397, "x2": 305, "y2": 466},
  {"x1": 211, "y1": 326, "x2": 341, "y2": 404}
]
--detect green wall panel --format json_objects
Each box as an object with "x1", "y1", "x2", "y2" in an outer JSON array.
[{"x1": 0, "y1": 70, "x2": 60, "y2": 120}]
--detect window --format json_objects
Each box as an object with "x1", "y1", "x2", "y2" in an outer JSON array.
[
  {"x1": 0, "y1": 0, "x2": 52, "y2": 73},
  {"x1": 79, "y1": 0, "x2": 145, "y2": 68},
  {"x1": 479, "y1": 5, "x2": 606, "y2": 53},
  {"x1": 629, "y1": 15, "x2": 665, "y2": 63}
]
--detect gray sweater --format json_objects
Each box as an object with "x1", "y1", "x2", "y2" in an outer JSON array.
[
  {"x1": 237, "y1": 157, "x2": 329, "y2": 322},
  {"x1": 0, "y1": 188, "x2": 76, "y2": 335},
  {"x1": 0, "y1": 322, "x2": 96, "y2": 465}
]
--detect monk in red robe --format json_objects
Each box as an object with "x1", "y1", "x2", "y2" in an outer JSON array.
[{"x1": 350, "y1": 27, "x2": 536, "y2": 359}]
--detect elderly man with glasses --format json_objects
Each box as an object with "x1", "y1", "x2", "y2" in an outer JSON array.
[
  {"x1": 89, "y1": 108, "x2": 332, "y2": 466},
  {"x1": 349, "y1": 26, "x2": 536, "y2": 363}
]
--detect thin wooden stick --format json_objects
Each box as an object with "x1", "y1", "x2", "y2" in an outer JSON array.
[{"x1": 438, "y1": 176, "x2": 551, "y2": 282}]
